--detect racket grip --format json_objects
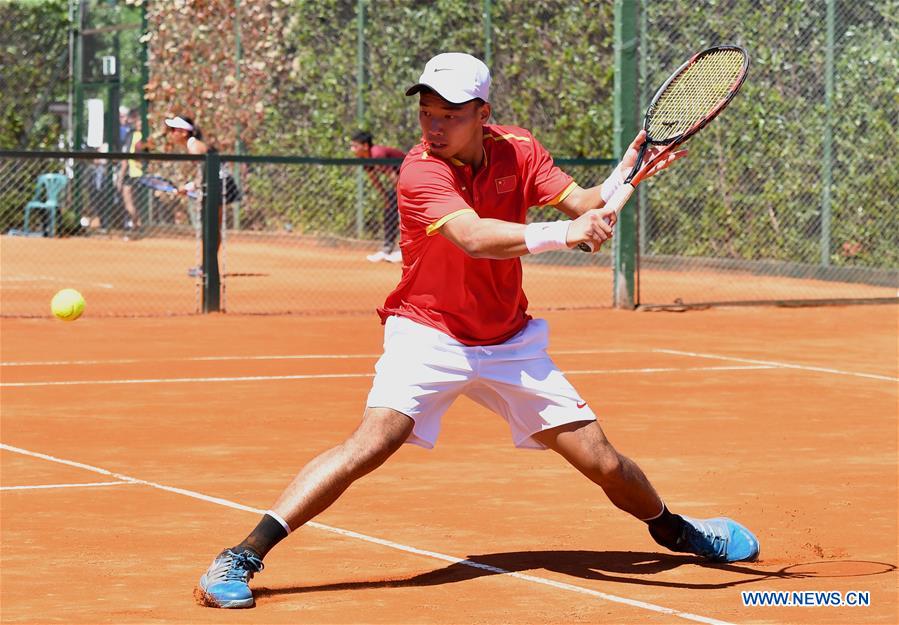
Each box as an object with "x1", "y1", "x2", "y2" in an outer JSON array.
[{"x1": 576, "y1": 183, "x2": 635, "y2": 253}]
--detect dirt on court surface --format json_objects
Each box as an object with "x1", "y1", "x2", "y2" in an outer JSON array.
[{"x1": 1, "y1": 305, "x2": 896, "y2": 624}]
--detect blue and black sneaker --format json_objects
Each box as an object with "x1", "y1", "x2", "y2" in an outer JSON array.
[
  {"x1": 676, "y1": 516, "x2": 760, "y2": 562},
  {"x1": 197, "y1": 549, "x2": 264, "y2": 608}
]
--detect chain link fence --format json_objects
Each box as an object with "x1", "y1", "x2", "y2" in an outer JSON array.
[
  {"x1": 634, "y1": 0, "x2": 898, "y2": 306},
  {"x1": 2, "y1": 1, "x2": 896, "y2": 317},
  {"x1": 219, "y1": 157, "x2": 612, "y2": 315},
  {"x1": 2, "y1": 146, "x2": 894, "y2": 318},
  {"x1": 0, "y1": 152, "x2": 614, "y2": 317},
  {"x1": 0, "y1": 152, "x2": 204, "y2": 316}
]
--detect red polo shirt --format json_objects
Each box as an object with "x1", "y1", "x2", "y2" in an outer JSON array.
[
  {"x1": 367, "y1": 145, "x2": 406, "y2": 175},
  {"x1": 369, "y1": 145, "x2": 406, "y2": 160},
  {"x1": 377, "y1": 124, "x2": 575, "y2": 345}
]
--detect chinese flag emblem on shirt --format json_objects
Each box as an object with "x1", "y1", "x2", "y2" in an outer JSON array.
[{"x1": 495, "y1": 175, "x2": 517, "y2": 194}]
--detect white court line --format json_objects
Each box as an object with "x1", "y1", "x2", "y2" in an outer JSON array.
[
  {"x1": 0, "y1": 365, "x2": 775, "y2": 388},
  {"x1": 1, "y1": 349, "x2": 636, "y2": 367},
  {"x1": 0, "y1": 373, "x2": 375, "y2": 388},
  {"x1": 1, "y1": 355, "x2": 382, "y2": 367},
  {"x1": 0, "y1": 274, "x2": 114, "y2": 289},
  {"x1": 566, "y1": 365, "x2": 774, "y2": 376},
  {"x1": 1, "y1": 480, "x2": 135, "y2": 491},
  {"x1": 0, "y1": 442, "x2": 736, "y2": 625},
  {"x1": 654, "y1": 349, "x2": 898, "y2": 383},
  {"x1": 554, "y1": 349, "x2": 643, "y2": 355}
]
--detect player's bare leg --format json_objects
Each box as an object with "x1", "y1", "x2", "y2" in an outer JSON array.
[
  {"x1": 532, "y1": 420, "x2": 663, "y2": 519},
  {"x1": 270, "y1": 407, "x2": 414, "y2": 529},
  {"x1": 532, "y1": 419, "x2": 759, "y2": 563},
  {"x1": 197, "y1": 407, "x2": 414, "y2": 608}
]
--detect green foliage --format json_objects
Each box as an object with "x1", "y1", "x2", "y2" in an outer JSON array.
[
  {"x1": 144, "y1": 0, "x2": 290, "y2": 153},
  {"x1": 256, "y1": 0, "x2": 897, "y2": 271},
  {"x1": 829, "y1": 6, "x2": 898, "y2": 268},
  {"x1": 0, "y1": 0, "x2": 69, "y2": 149},
  {"x1": 80, "y1": 0, "x2": 144, "y2": 111},
  {"x1": 638, "y1": 0, "x2": 898, "y2": 270},
  {"x1": 491, "y1": 1, "x2": 614, "y2": 155},
  {"x1": 5, "y1": 0, "x2": 896, "y2": 272},
  {"x1": 254, "y1": 0, "x2": 358, "y2": 155},
  {"x1": 264, "y1": 0, "x2": 613, "y2": 156}
]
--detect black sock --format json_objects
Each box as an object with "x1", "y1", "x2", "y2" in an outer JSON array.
[
  {"x1": 232, "y1": 513, "x2": 289, "y2": 560},
  {"x1": 645, "y1": 505, "x2": 687, "y2": 551}
]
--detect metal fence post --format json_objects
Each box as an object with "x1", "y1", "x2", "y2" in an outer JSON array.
[
  {"x1": 233, "y1": 0, "x2": 243, "y2": 231},
  {"x1": 612, "y1": 0, "x2": 639, "y2": 309},
  {"x1": 203, "y1": 152, "x2": 222, "y2": 312},
  {"x1": 483, "y1": 0, "x2": 493, "y2": 67},
  {"x1": 820, "y1": 0, "x2": 835, "y2": 266},
  {"x1": 355, "y1": 0, "x2": 366, "y2": 238},
  {"x1": 637, "y1": 0, "x2": 648, "y2": 261},
  {"x1": 72, "y1": 0, "x2": 86, "y2": 225},
  {"x1": 140, "y1": 1, "x2": 149, "y2": 137}
]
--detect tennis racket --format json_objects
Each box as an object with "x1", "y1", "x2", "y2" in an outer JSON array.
[
  {"x1": 579, "y1": 45, "x2": 749, "y2": 252},
  {"x1": 137, "y1": 174, "x2": 199, "y2": 199}
]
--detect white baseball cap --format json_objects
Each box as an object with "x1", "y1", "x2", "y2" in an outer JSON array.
[
  {"x1": 406, "y1": 53, "x2": 491, "y2": 104},
  {"x1": 164, "y1": 116, "x2": 194, "y2": 131}
]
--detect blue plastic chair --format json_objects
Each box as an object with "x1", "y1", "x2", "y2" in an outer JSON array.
[{"x1": 23, "y1": 173, "x2": 68, "y2": 236}]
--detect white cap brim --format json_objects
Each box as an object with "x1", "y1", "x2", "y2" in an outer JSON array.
[
  {"x1": 405, "y1": 83, "x2": 480, "y2": 104},
  {"x1": 164, "y1": 117, "x2": 194, "y2": 131}
]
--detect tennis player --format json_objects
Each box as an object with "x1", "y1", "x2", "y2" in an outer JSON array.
[
  {"x1": 165, "y1": 115, "x2": 240, "y2": 277},
  {"x1": 197, "y1": 52, "x2": 759, "y2": 609}
]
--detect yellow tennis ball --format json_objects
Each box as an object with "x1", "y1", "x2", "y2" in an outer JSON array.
[{"x1": 51, "y1": 288, "x2": 85, "y2": 321}]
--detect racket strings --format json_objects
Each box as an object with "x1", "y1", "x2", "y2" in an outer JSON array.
[{"x1": 647, "y1": 49, "x2": 745, "y2": 142}]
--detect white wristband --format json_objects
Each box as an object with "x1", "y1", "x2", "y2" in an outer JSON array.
[
  {"x1": 524, "y1": 220, "x2": 570, "y2": 254},
  {"x1": 601, "y1": 167, "x2": 625, "y2": 204}
]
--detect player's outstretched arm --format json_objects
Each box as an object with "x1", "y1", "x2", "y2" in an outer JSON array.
[{"x1": 439, "y1": 209, "x2": 614, "y2": 259}]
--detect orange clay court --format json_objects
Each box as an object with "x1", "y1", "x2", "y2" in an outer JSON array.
[
  {"x1": 1, "y1": 236, "x2": 896, "y2": 317},
  {"x1": 1, "y1": 298, "x2": 896, "y2": 625}
]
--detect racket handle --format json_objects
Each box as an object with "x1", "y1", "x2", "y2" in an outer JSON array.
[{"x1": 576, "y1": 183, "x2": 635, "y2": 253}]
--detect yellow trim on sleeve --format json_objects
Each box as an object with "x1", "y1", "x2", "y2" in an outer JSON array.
[
  {"x1": 547, "y1": 181, "x2": 577, "y2": 206},
  {"x1": 485, "y1": 132, "x2": 532, "y2": 143},
  {"x1": 425, "y1": 208, "x2": 477, "y2": 236},
  {"x1": 448, "y1": 148, "x2": 487, "y2": 168}
]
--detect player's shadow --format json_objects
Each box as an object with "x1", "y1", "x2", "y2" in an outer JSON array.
[{"x1": 256, "y1": 549, "x2": 895, "y2": 600}]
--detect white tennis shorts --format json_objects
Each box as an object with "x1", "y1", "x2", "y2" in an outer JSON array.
[{"x1": 366, "y1": 315, "x2": 596, "y2": 449}]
